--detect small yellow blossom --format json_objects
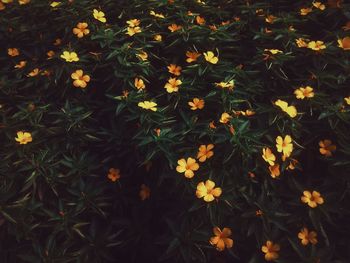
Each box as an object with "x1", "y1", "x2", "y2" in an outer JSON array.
[
  {"x1": 15, "y1": 131, "x2": 32, "y2": 144},
  {"x1": 18, "y1": 0, "x2": 30, "y2": 4},
  {"x1": 209, "y1": 227, "x2": 233, "y2": 251},
  {"x1": 60, "y1": 51, "x2": 79, "y2": 62},
  {"x1": 27, "y1": 68, "x2": 40, "y2": 77},
  {"x1": 344, "y1": 97, "x2": 350, "y2": 105},
  {"x1": 196, "y1": 180, "x2": 222, "y2": 202},
  {"x1": 8, "y1": 48, "x2": 19, "y2": 57},
  {"x1": 167, "y1": 64, "x2": 182, "y2": 76},
  {"x1": 126, "y1": 19, "x2": 140, "y2": 27},
  {"x1": 264, "y1": 49, "x2": 283, "y2": 55},
  {"x1": 50, "y1": 1, "x2": 61, "y2": 7},
  {"x1": 73, "y1": 22, "x2": 90, "y2": 38},
  {"x1": 14, "y1": 60, "x2": 26, "y2": 69},
  {"x1": 300, "y1": 7, "x2": 312, "y2": 15},
  {"x1": 301, "y1": 190, "x2": 324, "y2": 208},
  {"x1": 154, "y1": 34, "x2": 162, "y2": 41},
  {"x1": 136, "y1": 51, "x2": 148, "y2": 61},
  {"x1": 71, "y1": 70, "x2": 90, "y2": 88},
  {"x1": 107, "y1": 168, "x2": 120, "y2": 182},
  {"x1": 138, "y1": 101, "x2": 157, "y2": 111},
  {"x1": 134, "y1": 78, "x2": 145, "y2": 90},
  {"x1": 203, "y1": 51, "x2": 219, "y2": 64},
  {"x1": 276, "y1": 135, "x2": 293, "y2": 157},
  {"x1": 126, "y1": 26, "x2": 141, "y2": 36},
  {"x1": 313, "y1": 1, "x2": 326, "y2": 10},
  {"x1": 219, "y1": 112, "x2": 231, "y2": 124},
  {"x1": 319, "y1": 140, "x2": 336, "y2": 157},
  {"x1": 188, "y1": 98, "x2": 205, "y2": 110},
  {"x1": 168, "y1": 24, "x2": 182, "y2": 32},
  {"x1": 197, "y1": 144, "x2": 214, "y2": 162},
  {"x1": 298, "y1": 228, "x2": 318, "y2": 245},
  {"x1": 274, "y1": 99, "x2": 297, "y2": 118},
  {"x1": 215, "y1": 80, "x2": 235, "y2": 90},
  {"x1": 186, "y1": 51, "x2": 201, "y2": 63},
  {"x1": 262, "y1": 147, "x2": 276, "y2": 166},
  {"x1": 261, "y1": 241, "x2": 280, "y2": 261},
  {"x1": 176, "y1": 157, "x2": 199, "y2": 178},
  {"x1": 150, "y1": 10, "x2": 165, "y2": 19},
  {"x1": 93, "y1": 9, "x2": 106, "y2": 23},
  {"x1": 294, "y1": 86, "x2": 315, "y2": 99},
  {"x1": 164, "y1": 77, "x2": 182, "y2": 93},
  {"x1": 307, "y1": 40, "x2": 326, "y2": 51}
]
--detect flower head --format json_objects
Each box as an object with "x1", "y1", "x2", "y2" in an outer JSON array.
[
  {"x1": 298, "y1": 228, "x2": 318, "y2": 245},
  {"x1": 136, "y1": 51, "x2": 148, "y2": 61},
  {"x1": 14, "y1": 60, "x2": 27, "y2": 69},
  {"x1": 73, "y1": 22, "x2": 89, "y2": 38},
  {"x1": 269, "y1": 164, "x2": 280, "y2": 178},
  {"x1": 276, "y1": 135, "x2": 293, "y2": 157},
  {"x1": 168, "y1": 24, "x2": 182, "y2": 32},
  {"x1": 209, "y1": 227, "x2": 233, "y2": 251},
  {"x1": 338, "y1": 37, "x2": 350, "y2": 50},
  {"x1": 71, "y1": 70, "x2": 90, "y2": 88},
  {"x1": 188, "y1": 98, "x2": 204, "y2": 110},
  {"x1": 8, "y1": 48, "x2": 19, "y2": 57},
  {"x1": 126, "y1": 19, "x2": 140, "y2": 27},
  {"x1": 300, "y1": 7, "x2": 312, "y2": 15},
  {"x1": 294, "y1": 86, "x2": 314, "y2": 99},
  {"x1": 196, "y1": 16, "x2": 206, "y2": 25},
  {"x1": 197, "y1": 144, "x2": 214, "y2": 162},
  {"x1": 27, "y1": 68, "x2": 40, "y2": 77},
  {"x1": 219, "y1": 112, "x2": 231, "y2": 124},
  {"x1": 126, "y1": 26, "x2": 141, "y2": 36},
  {"x1": 261, "y1": 241, "x2": 280, "y2": 261},
  {"x1": 107, "y1": 168, "x2": 120, "y2": 182},
  {"x1": 176, "y1": 157, "x2": 199, "y2": 178},
  {"x1": 138, "y1": 101, "x2": 157, "y2": 111},
  {"x1": 186, "y1": 51, "x2": 201, "y2": 63},
  {"x1": 262, "y1": 147, "x2": 276, "y2": 166},
  {"x1": 203, "y1": 51, "x2": 219, "y2": 64},
  {"x1": 164, "y1": 77, "x2": 182, "y2": 93},
  {"x1": 301, "y1": 190, "x2": 324, "y2": 208},
  {"x1": 15, "y1": 131, "x2": 32, "y2": 144},
  {"x1": 319, "y1": 140, "x2": 336, "y2": 157},
  {"x1": 60, "y1": 51, "x2": 79, "y2": 62},
  {"x1": 93, "y1": 9, "x2": 106, "y2": 23},
  {"x1": 215, "y1": 80, "x2": 235, "y2": 90},
  {"x1": 307, "y1": 41, "x2": 326, "y2": 51},
  {"x1": 313, "y1": 1, "x2": 326, "y2": 10},
  {"x1": 196, "y1": 180, "x2": 222, "y2": 202},
  {"x1": 296, "y1": 38, "x2": 309, "y2": 48},
  {"x1": 134, "y1": 78, "x2": 145, "y2": 90},
  {"x1": 139, "y1": 184, "x2": 150, "y2": 200},
  {"x1": 167, "y1": 64, "x2": 182, "y2": 76},
  {"x1": 274, "y1": 99, "x2": 297, "y2": 118}
]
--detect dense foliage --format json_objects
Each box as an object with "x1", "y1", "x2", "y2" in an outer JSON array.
[{"x1": 1, "y1": 0, "x2": 350, "y2": 262}]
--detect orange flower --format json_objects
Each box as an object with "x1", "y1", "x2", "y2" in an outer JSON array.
[
  {"x1": 219, "y1": 112, "x2": 231, "y2": 124},
  {"x1": 338, "y1": 37, "x2": 350, "y2": 50},
  {"x1": 196, "y1": 16, "x2": 205, "y2": 25},
  {"x1": 276, "y1": 135, "x2": 293, "y2": 157},
  {"x1": 15, "y1": 131, "x2": 32, "y2": 144},
  {"x1": 186, "y1": 51, "x2": 201, "y2": 63},
  {"x1": 167, "y1": 64, "x2": 182, "y2": 76},
  {"x1": 164, "y1": 77, "x2": 182, "y2": 93},
  {"x1": 313, "y1": 1, "x2": 325, "y2": 10},
  {"x1": 107, "y1": 168, "x2": 120, "y2": 182},
  {"x1": 209, "y1": 227, "x2": 233, "y2": 251},
  {"x1": 8, "y1": 48, "x2": 19, "y2": 57},
  {"x1": 294, "y1": 86, "x2": 314, "y2": 99},
  {"x1": 168, "y1": 24, "x2": 182, "y2": 32},
  {"x1": 261, "y1": 241, "x2": 280, "y2": 261},
  {"x1": 154, "y1": 34, "x2": 162, "y2": 41},
  {"x1": 262, "y1": 147, "x2": 276, "y2": 165},
  {"x1": 139, "y1": 184, "x2": 150, "y2": 200},
  {"x1": 27, "y1": 68, "x2": 40, "y2": 77},
  {"x1": 265, "y1": 15, "x2": 277, "y2": 24},
  {"x1": 71, "y1": 70, "x2": 90, "y2": 88},
  {"x1": 14, "y1": 60, "x2": 27, "y2": 69},
  {"x1": 196, "y1": 180, "x2": 222, "y2": 202},
  {"x1": 269, "y1": 164, "x2": 280, "y2": 178},
  {"x1": 197, "y1": 144, "x2": 214, "y2": 162},
  {"x1": 301, "y1": 190, "x2": 324, "y2": 208},
  {"x1": 296, "y1": 38, "x2": 309, "y2": 47},
  {"x1": 176, "y1": 157, "x2": 199, "y2": 178},
  {"x1": 188, "y1": 98, "x2": 204, "y2": 110},
  {"x1": 134, "y1": 78, "x2": 145, "y2": 90},
  {"x1": 126, "y1": 19, "x2": 140, "y2": 27},
  {"x1": 47, "y1": 50, "x2": 55, "y2": 59},
  {"x1": 298, "y1": 228, "x2": 318, "y2": 245},
  {"x1": 300, "y1": 7, "x2": 312, "y2": 15},
  {"x1": 73, "y1": 22, "x2": 90, "y2": 38},
  {"x1": 319, "y1": 140, "x2": 336, "y2": 157}
]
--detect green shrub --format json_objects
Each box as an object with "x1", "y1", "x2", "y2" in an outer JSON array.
[{"x1": 1, "y1": 0, "x2": 350, "y2": 262}]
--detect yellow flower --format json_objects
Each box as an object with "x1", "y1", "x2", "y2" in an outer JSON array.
[
  {"x1": 188, "y1": 98, "x2": 204, "y2": 110},
  {"x1": 274, "y1": 99, "x2": 297, "y2": 118},
  {"x1": 294, "y1": 86, "x2": 315, "y2": 99},
  {"x1": 167, "y1": 64, "x2": 182, "y2": 76},
  {"x1": 264, "y1": 49, "x2": 283, "y2": 55},
  {"x1": 239, "y1": 109, "x2": 255, "y2": 116},
  {"x1": 139, "y1": 184, "x2": 150, "y2": 200},
  {"x1": 186, "y1": 51, "x2": 201, "y2": 63},
  {"x1": 18, "y1": 0, "x2": 30, "y2": 4},
  {"x1": 93, "y1": 9, "x2": 106, "y2": 23},
  {"x1": 126, "y1": 26, "x2": 141, "y2": 36},
  {"x1": 307, "y1": 40, "x2": 326, "y2": 51},
  {"x1": 2, "y1": 0, "x2": 13, "y2": 3},
  {"x1": 14, "y1": 60, "x2": 27, "y2": 69},
  {"x1": 138, "y1": 101, "x2": 157, "y2": 112},
  {"x1": 296, "y1": 38, "x2": 309, "y2": 47},
  {"x1": 50, "y1": 1, "x2": 61, "y2": 7},
  {"x1": 319, "y1": 140, "x2": 336, "y2": 157},
  {"x1": 209, "y1": 227, "x2": 233, "y2": 251},
  {"x1": 126, "y1": 19, "x2": 140, "y2": 27},
  {"x1": 150, "y1": 10, "x2": 165, "y2": 19},
  {"x1": 164, "y1": 77, "x2": 182, "y2": 93},
  {"x1": 8, "y1": 48, "x2": 19, "y2": 57},
  {"x1": 313, "y1": 1, "x2": 326, "y2": 10},
  {"x1": 262, "y1": 147, "x2": 276, "y2": 166},
  {"x1": 176, "y1": 157, "x2": 199, "y2": 178},
  {"x1": 60, "y1": 51, "x2": 79, "y2": 62},
  {"x1": 73, "y1": 22, "x2": 89, "y2": 38},
  {"x1": 27, "y1": 68, "x2": 40, "y2": 77},
  {"x1": 107, "y1": 168, "x2": 120, "y2": 182},
  {"x1": 154, "y1": 34, "x2": 162, "y2": 41},
  {"x1": 261, "y1": 241, "x2": 280, "y2": 261},
  {"x1": 136, "y1": 51, "x2": 148, "y2": 61},
  {"x1": 265, "y1": 15, "x2": 277, "y2": 24},
  {"x1": 338, "y1": 37, "x2": 350, "y2": 50},
  {"x1": 215, "y1": 80, "x2": 235, "y2": 90},
  {"x1": 301, "y1": 190, "x2": 324, "y2": 208},
  {"x1": 345, "y1": 97, "x2": 350, "y2": 105},
  {"x1": 203, "y1": 51, "x2": 219, "y2": 64},
  {"x1": 196, "y1": 180, "x2": 222, "y2": 202},
  {"x1": 298, "y1": 228, "x2": 318, "y2": 245},
  {"x1": 219, "y1": 112, "x2": 231, "y2": 124},
  {"x1": 168, "y1": 24, "x2": 182, "y2": 32},
  {"x1": 134, "y1": 78, "x2": 145, "y2": 90},
  {"x1": 300, "y1": 7, "x2": 312, "y2": 15},
  {"x1": 15, "y1": 131, "x2": 32, "y2": 144},
  {"x1": 276, "y1": 135, "x2": 293, "y2": 157},
  {"x1": 197, "y1": 144, "x2": 214, "y2": 162},
  {"x1": 196, "y1": 16, "x2": 206, "y2": 25},
  {"x1": 71, "y1": 70, "x2": 90, "y2": 88},
  {"x1": 269, "y1": 164, "x2": 280, "y2": 178}
]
